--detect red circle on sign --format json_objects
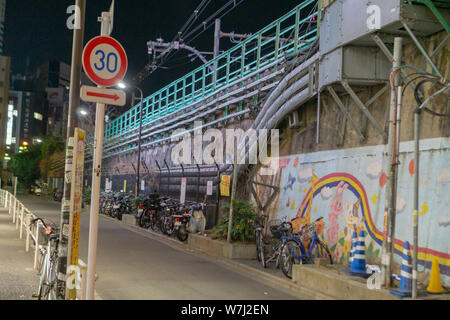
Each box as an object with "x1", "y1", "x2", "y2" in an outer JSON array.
[{"x1": 82, "y1": 36, "x2": 128, "y2": 87}]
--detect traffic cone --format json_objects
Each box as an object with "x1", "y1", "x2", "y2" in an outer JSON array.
[
  {"x1": 347, "y1": 230, "x2": 357, "y2": 270},
  {"x1": 427, "y1": 258, "x2": 446, "y2": 294},
  {"x1": 390, "y1": 241, "x2": 413, "y2": 298},
  {"x1": 349, "y1": 230, "x2": 370, "y2": 278}
]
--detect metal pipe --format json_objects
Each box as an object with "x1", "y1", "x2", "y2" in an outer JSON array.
[
  {"x1": 164, "y1": 160, "x2": 170, "y2": 196},
  {"x1": 135, "y1": 86, "x2": 144, "y2": 197},
  {"x1": 412, "y1": 110, "x2": 420, "y2": 299},
  {"x1": 196, "y1": 164, "x2": 200, "y2": 202}
]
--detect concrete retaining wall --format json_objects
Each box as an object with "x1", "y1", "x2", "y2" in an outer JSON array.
[
  {"x1": 188, "y1": 233, "x2": 256, "y2": 260},
  {"x1": 292, "y1": 264, "x2": 398, "y2": 300}
]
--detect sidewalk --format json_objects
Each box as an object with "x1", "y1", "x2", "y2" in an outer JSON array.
[{"x1": 0, "y1": 208, "x2": 38, "y2": 300}]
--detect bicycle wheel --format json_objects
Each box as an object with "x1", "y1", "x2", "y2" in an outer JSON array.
[
  {"x1": 139, "y1": 211, "x2": 152, "y2": 229},
  {"x1": 311, "y1": 239, "x2": 333, "y2": 265},
  {"x1": 280, "y1": 240, "x2": 303, "y2": 279},
  {"x1": 256, "y1": 230, "x2": 261, "y2": 262},
  {"x1": 258, "y1": 232, "x2": 266, "y2": 268}
]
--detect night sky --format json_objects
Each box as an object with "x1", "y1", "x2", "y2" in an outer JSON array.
[{"x1": 4, "y1": 0, "x2": 306, "y2": 95}]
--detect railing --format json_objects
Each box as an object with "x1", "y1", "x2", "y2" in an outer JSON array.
[
  {"x1": 0, "y1": 190, "x2": 88, "y2": 300},
  {"x1": 102, "y1": 0, "x2": 318, "y2": 145}
]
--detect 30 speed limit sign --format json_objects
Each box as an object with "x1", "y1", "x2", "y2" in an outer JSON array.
[{"x1": 82, "y1": 36, "x2": 128, "y2": 87}]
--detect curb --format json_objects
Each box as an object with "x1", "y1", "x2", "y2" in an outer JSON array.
[{"x1": 101, "y1": 214, "x2": 334, "y2": 300}]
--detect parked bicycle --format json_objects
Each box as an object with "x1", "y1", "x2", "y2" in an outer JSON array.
[
  {"x1": 31, "y1": 217, "x2": 62, "y2": 300},
  {"x1": 279, "y1": 216, "x2": 333, "y2": 279},
  {"x1": 255, "y1": 216, "x2": 293, "y2": 269}
]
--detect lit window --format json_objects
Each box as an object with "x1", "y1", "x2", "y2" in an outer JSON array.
[{"x1": 34, "y1": 112, "x2": 43, "y2": 121}]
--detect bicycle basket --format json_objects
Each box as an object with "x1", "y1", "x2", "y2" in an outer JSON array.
[{"x1": 268, "y1": 219, "x2": 284, "y2": 239}]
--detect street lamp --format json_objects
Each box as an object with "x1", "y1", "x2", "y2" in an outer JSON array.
[{"x1": 118, "y1": 81, "x2": 144, "y2": 197}]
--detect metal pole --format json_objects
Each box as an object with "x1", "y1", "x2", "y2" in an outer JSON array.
[
  {"x1": 412, "y1": 110, "x2": 420, "y2": 299},
  {"x1": 13, "y1": 176, "x2": 17, "y2": 197},
  {"x1": 196, "y1": 164, "x2": 200, "y2": 203},
  {"x1": 135, "y1": 87, "x2": 144, "y2": 197},
  {"x1": 58, "y1": 0, "x2": 86, "y2": 299},
  {"x1": 381, "y1": 37, "x2": 402, "y2": 288},
  {"x1": 86, "y1": 5, "x2": 112, "y2": 300},
  {"x1": 164, "y1": 160, "x2": 170, "y2": 196},
  {"x1": 214, "y1": 161, "x2": 220, "y2": 227},
  {"x1": 227, "y1": 153, "x2": 238, "y2": 243},
  {"x1": 213, "y1": 19, "x2": 221, "y2": 59}
]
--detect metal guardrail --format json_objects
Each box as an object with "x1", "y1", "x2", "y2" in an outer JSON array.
[
  {"x1": 93, "y1": 0, "x2": 318, "y2": 158},
  {"x1": 0, "y1": 190, "x2": 88, "y2": 300}
]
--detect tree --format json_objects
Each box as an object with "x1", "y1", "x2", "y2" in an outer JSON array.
[
  {"x1": 39, "y1": 136, "x2": 65, "y2": 179},
  {"x1": 7, "y1": 136, "x2": 66, "y2": 189},
  {"x1": 7, "y1": 143, "x2": 42, "y2": 188}
]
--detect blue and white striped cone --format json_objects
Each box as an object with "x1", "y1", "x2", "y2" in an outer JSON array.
[
  {"x1": 390, "y1": 241, "x2": 413, "y2": 298},
  {"x1": 349, "y1": 230, "x2": 370, "y2": 278},
  {"x1": 348, "y1": 230, "x2": 357, "y2": 270}
]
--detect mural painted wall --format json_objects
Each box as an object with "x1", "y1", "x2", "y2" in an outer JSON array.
[{"x1": 275, "y1": 137, "x2": 450, "y2": 285}]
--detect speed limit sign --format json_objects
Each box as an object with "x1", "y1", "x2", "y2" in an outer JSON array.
[{"x1": 82, "y1": 36, "x2": 128, "y2": 87}]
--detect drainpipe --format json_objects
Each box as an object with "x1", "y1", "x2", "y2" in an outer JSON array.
[
  {"x1": 196, "y1": 164, "x2": 200, "y2": 203},
  {"x1": 412, "y1": 109, "x2": 421, "y2": 299},
  {"x1": 155, "y1": 160, "x2": 161, "y2": 194},
  {"x1": 164, "y1": 160, "x2": 170, "y2": 196}
]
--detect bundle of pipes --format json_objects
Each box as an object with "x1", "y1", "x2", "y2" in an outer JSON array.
[{"x1": 220, "y1": 47, "x2": 320, "y2": 176}]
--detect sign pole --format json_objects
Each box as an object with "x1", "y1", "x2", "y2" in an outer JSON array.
[
  {"x1": 86, "y1": 4, "x2": 113, "y2": 301},
  {"x1": 65, "y1": 128, "x2": 86, "y2": 300}
]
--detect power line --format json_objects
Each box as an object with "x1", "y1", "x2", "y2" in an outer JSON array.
[{"x1": 134, "y1": 0, "x2": 247, "y2": 84}]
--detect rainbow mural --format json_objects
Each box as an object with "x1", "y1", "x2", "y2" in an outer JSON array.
[
  {"x1": 295, "y1": 172, "x2": 450, "y2": 274},
  {"x1": 274, "y1": 138, "x2": 450, "y2": 283}
]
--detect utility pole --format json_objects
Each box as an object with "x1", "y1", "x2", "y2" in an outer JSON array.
[
  {"x1": 57, "y1": 0, "x2": 86, "y2": 299},
  {"x1": 227, "y1": 153, "x2": 238, "y2": 243},
  {"x1": 86, "y1": 2, "x2": 114, "y2": 300},
  {"x1": 381, "y1": 37, "x2": 402, "y2": 288},
  {"x1": 213, "y1": 19, "x2": 221, "y2": 59}
]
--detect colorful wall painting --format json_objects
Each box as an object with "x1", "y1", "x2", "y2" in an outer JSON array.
[{"x1": 275, "y1": 137, "x2": 450, "y2": 285}]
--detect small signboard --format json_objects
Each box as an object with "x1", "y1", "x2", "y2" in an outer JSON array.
[
  {"x1": 206, "y1": 181, "x2": 213, "y2": 196},
  {"x1": 220, "y1": 175, "x2": 231, "y2": 197},
  {"x1": 81, "y1": 85, "x2": 126, "y2": 106},
  {"x1": 180, "y1": 177, "x2": 187, "y2": 204}
]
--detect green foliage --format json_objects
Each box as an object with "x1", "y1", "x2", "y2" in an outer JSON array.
[
  {"x1": 84, "y1": 186, "x2": 92, "y2": 204},
  {"x1": 40, "y1": 136, "x2": 64, "y2": 159},
  {"x1": 7, "y1": 136, "x2": 66, "y2": 190},
  {"x1": 211, "y1": 199, "x2": 257, "y2": 243},
  {"x1": 7, "y1": 143, "x2": 42, "y2": 188}
]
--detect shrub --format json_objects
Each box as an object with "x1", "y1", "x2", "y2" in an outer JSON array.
[{"x1": 212, "y1": 199, "x2": 257, "y2": 243}]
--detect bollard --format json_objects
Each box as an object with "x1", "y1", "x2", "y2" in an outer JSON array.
[
  {"x1": 13, "y1": 198, "x2": 17, "y2": 224},
  {"x1": 26, "y1": 214, "x2": 31, "y2": 252},
  {"x1": 33, "y1": 222, "x2": 40, "y2": 270},
  {"x1": 16, "y1": 202, "x2": 20, "y2": 230},
  {"x1": 19, "y1": 206, "x2": 24, "y2": 239}
]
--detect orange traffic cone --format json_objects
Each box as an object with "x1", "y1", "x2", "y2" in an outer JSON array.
[{"x1": 427, "y1": 258, "x2": 446, "y2": 294}]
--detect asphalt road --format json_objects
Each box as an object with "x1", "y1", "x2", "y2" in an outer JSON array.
[{"x1": 15, "y1": 196, "x2": 300, "y2": 300}]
